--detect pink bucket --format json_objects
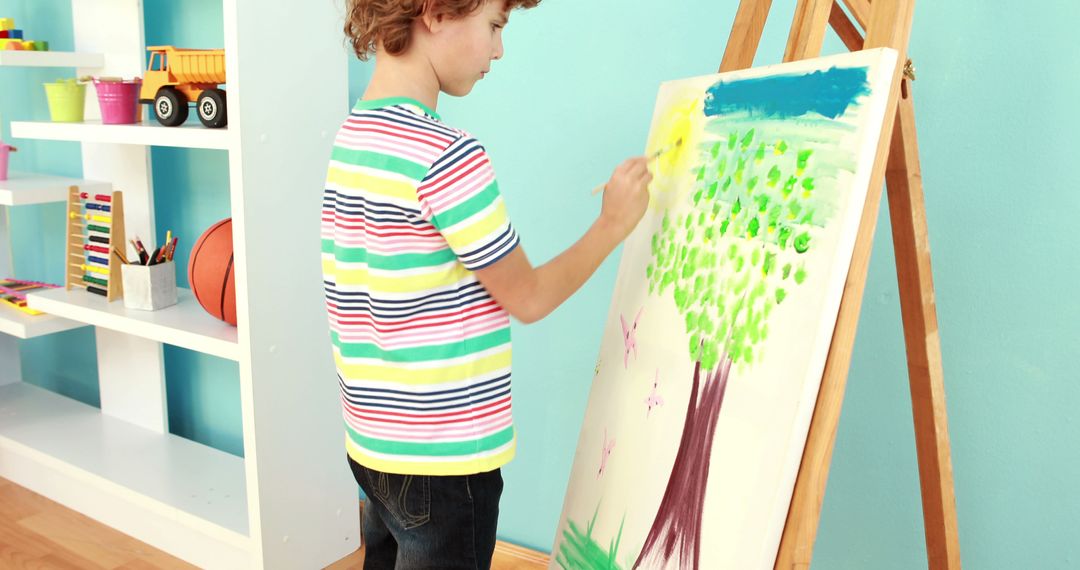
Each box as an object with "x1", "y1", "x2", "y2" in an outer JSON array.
[
  {"x1": 94, "y1": 78, "x2": 142, "y2": 124},
  {"x1": 0, "y1": 144, "x2": 10, "y2": 181}
]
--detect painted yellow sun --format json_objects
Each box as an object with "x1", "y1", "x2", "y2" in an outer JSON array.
[{"x1": 647, "y1": 89, "x2": 705, "y2": 209}]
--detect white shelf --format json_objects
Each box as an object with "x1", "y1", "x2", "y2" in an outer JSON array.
[
  {"x1": 27, "y1": 286, "x2": 241, "y2": 361},
  {"x1": 0, "y1": 1, "x2": 362, "y2": 566},
  {"x1": 11, "y1": 120, "x2": 232, "y2": 150},
  {"x1": 0, "y1": 172, "x2": 110, "y2": 206},
  {"x1": 0, "y1": 50, "x2": 104, "y2": 68},
  {"x1": 0, "y1": 382, "x2": 249, "y2": 564},
  {"x1": 0, "y1": 302, "x2": 87, "y2": 339}
]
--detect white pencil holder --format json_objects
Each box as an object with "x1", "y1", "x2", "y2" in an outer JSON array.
[{"x1": 121, "y1": 261, "x2": 177, "y2": 310}]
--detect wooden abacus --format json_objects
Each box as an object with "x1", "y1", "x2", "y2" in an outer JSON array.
[{"x1": 65, "y1": 186, "x2": 125, "y2": 301}]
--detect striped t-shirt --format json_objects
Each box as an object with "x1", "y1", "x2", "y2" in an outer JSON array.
[{"x1": 321, "y1": 97, "x2": 520, "y2": 476}]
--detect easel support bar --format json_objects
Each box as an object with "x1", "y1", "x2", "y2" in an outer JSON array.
[
  {"x1": 840, "y1": 0, "x2": 870, "y2": 30},
  {"x1": 829, "y1": 1, "x2": 865, "y2": 51},
  {"x1": 886, "y1": 88, "x2": 962, "y2": 569}
]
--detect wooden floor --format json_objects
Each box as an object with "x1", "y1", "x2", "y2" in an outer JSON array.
[{"x1": 0, "y1": 477, "x2": 548, "y2": 569}]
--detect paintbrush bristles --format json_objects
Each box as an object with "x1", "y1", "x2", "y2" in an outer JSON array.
[
  {"x1": 591, "y1": 137, "x2": 684, "y2": 195},
  {"x1": 648, "y1": 136, "x2": 684, "y2": 160}
]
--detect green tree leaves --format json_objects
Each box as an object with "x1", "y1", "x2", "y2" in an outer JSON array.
[{"x1": 646, "y1": 128, "x2": 830, "y2": 371}]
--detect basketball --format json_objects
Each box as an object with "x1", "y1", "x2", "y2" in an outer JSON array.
[{"x1": 188, "y1": 218, "x2": 236, "y2": 326}]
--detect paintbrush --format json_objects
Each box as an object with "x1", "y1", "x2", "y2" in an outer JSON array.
[{"x1": 591, "y1": 137, "x2": 684, "y2": 195}]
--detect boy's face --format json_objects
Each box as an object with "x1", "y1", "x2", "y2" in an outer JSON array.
[{"x1": 425, "y1": 1, "x2": 508, "y2": 97}]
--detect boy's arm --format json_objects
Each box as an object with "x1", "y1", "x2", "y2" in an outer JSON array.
[{"x1": 475, "y1": 157, "x2": 652, "y2": 324}]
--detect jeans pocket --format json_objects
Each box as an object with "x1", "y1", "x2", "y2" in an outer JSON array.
[
  {"x1": 375, "y1": 471, "x2": 390, "y2": 500},
  {"x1": 371, "y1": 472, "x2": 430, "y2": 531},
  {"x1": 397, "y1": 475, "x2": 430, "y2": 530}
]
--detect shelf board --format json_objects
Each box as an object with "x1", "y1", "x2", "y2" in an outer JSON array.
[
  {"x1": 27, "y1": 286, "x2": 241, "y2": 361},
  {"x1": 0, "y1": 382, "x2": 249, "y2": 557},
  {"x1": 11, "y1": 120, "x2": 232, "y2": 150},
  {"x1": 0, "y1": 302, "x2": 88, "y2": 339},
  {"x1": 0, "y1": 50, "x2": 104, "y2": 68},
  {"x1": 0, "y1": 172, "x2": 110, "y2": 206}
]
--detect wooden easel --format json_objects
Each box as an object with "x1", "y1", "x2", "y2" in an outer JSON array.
[{"x1": 716, "y1": 1, "x2": 961, "y2": 568}]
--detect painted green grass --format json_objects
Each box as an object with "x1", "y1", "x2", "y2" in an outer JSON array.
[{"x1": 556, "y1": 504, "x2": 626, "y2": 570}]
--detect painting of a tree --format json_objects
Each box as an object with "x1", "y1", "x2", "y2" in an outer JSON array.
[
  {"x1": 637, "y1": 125, "x2": 830, "y2": 568},
  {"x1": 553, "y1": 50, "x2": 897, "y2": 570},
  {"x1": 638, "y1": 64, "x2": 874, "y2": 570}
]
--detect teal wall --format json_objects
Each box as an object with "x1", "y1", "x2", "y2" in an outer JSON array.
[{"x1": 5, "y1": 0, "x2": 1078, "y2": 567}]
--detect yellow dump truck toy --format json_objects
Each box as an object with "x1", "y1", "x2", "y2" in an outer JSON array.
[{"x1": 140, "y1": 46, "x2": 227, "y2": 128}]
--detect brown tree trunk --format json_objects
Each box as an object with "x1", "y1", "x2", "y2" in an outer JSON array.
[{"x1": 634, "y1": 355, "x2": 732, "y2": 569}]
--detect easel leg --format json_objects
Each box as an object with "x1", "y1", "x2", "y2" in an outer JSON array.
[
  {"x1": 783, "y1": 0, "x2": 833, "y2": 62},
  {"x1": 720, "y1": 0, "x2": 960, "y2": 567},
  {"x1": 776, "y1": 3, "x2": 914, "y2": 567},
  {"x1": 886, "y1": 84, "x2": 962, "y2": 570},
  {"x1": 774, "y1": 90, "x2": 899, "y2": 569},
  {"x1": 719, "y1": 0, "x2": 773, "y2": 73}
]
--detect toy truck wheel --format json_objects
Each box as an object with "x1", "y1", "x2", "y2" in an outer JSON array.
[
  {"x1": 154, "y1": 87, "x2": 188, "y2": 127},
  {"x1": 197, "y1": 89, "x2": 228, "y2": 129}
]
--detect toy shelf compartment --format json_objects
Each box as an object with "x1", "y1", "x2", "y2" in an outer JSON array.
[
  {"x1": 27, "y1": 287, "x2": 240, "y2": 361},
  {"x1": 0, "y1": 382, "x2": 250, "y2": 562}
]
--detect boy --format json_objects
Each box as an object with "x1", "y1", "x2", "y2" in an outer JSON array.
[{"x1": 323, "y1": 0, "x2": 652, "y2": 567}]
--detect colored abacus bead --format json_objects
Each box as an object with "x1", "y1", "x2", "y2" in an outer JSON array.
[{"x1": 79, "y1": 192, "x2": 112, "y2": 202}]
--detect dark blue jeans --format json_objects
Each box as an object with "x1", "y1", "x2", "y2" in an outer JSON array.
[{"x1": 347, "y1": 455, "x2": 503, "y2": 570}]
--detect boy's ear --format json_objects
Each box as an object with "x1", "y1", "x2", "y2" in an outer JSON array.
[{"x1": 419, "y1": 0, "x2": 447, "y2": 33}]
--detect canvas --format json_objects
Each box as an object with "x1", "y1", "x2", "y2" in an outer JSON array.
[{"x1": 552, "y1": 48, "x2": 899, "y2": 570}]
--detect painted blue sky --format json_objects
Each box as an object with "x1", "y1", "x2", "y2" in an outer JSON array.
[{"x1": 703, "y1": 66, "x2": 871, "y2": 120}]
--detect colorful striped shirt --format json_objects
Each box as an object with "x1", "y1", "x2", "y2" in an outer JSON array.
[{"x1": 321, "y1": 97, "x2": 520, "y2": 476}]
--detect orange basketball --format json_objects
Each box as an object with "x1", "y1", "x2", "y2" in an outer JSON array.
[{"x1": 189, "y1": 218, "x2": 236, "y2": 326}]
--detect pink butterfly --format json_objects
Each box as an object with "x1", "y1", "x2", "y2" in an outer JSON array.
[
  {"x1": 645, "y1": 369, "x2": 665, "y2": 417},
  {"x1": 621, "y1": 307, "x2": 643, "y2": 369},
  {"x1": 597, "y1": 428, "x2": 615, "y2": 478}
]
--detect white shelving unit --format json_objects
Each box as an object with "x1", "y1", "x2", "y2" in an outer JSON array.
[
  {"x1": 0, "y1": 50, "x2": 104, "y2": 68},
  {"x1": 0, "y1": 303, "x2": 86, "y2": 339},
  {"x1": 0, "y1": 172, "x2": 94, "y2": 341},
  {"x1": 29, "y1": 287, "x2": 240, "y2": 361},
  {"x1": 0, "y1": 172, "x2": 110, "y2": 206},
  {"x1": 0, "y1": 175, "x2": 88, "y2": 378},
  {"x1": 0, "y1": 381, "x2": 250, "y2": 558},
  {"x1": 11, "y1": 120, "x2": 233, "y2": 150},
  {"x1": 0, "y1": 32, "x2": 102, "y2": 385},
  {"x1": 1, "y1": 1, "x2": 359, "y2": 567}
]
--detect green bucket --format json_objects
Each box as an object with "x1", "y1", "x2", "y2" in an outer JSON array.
[{"x1": 44, "y1": 79, "x2": 87, "y2": 123}]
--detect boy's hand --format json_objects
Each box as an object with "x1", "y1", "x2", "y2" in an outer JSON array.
[
  {"x1": 475, "y1": 156, "x2": 653, "y2": 324},
  {"x1": 599, "y1": 157, "x2": 652, "y2": 240}
]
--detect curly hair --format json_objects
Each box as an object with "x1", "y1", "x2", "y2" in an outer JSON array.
[{"x1": 345, "y1": 0, "x2": 540, "y2": 61}]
